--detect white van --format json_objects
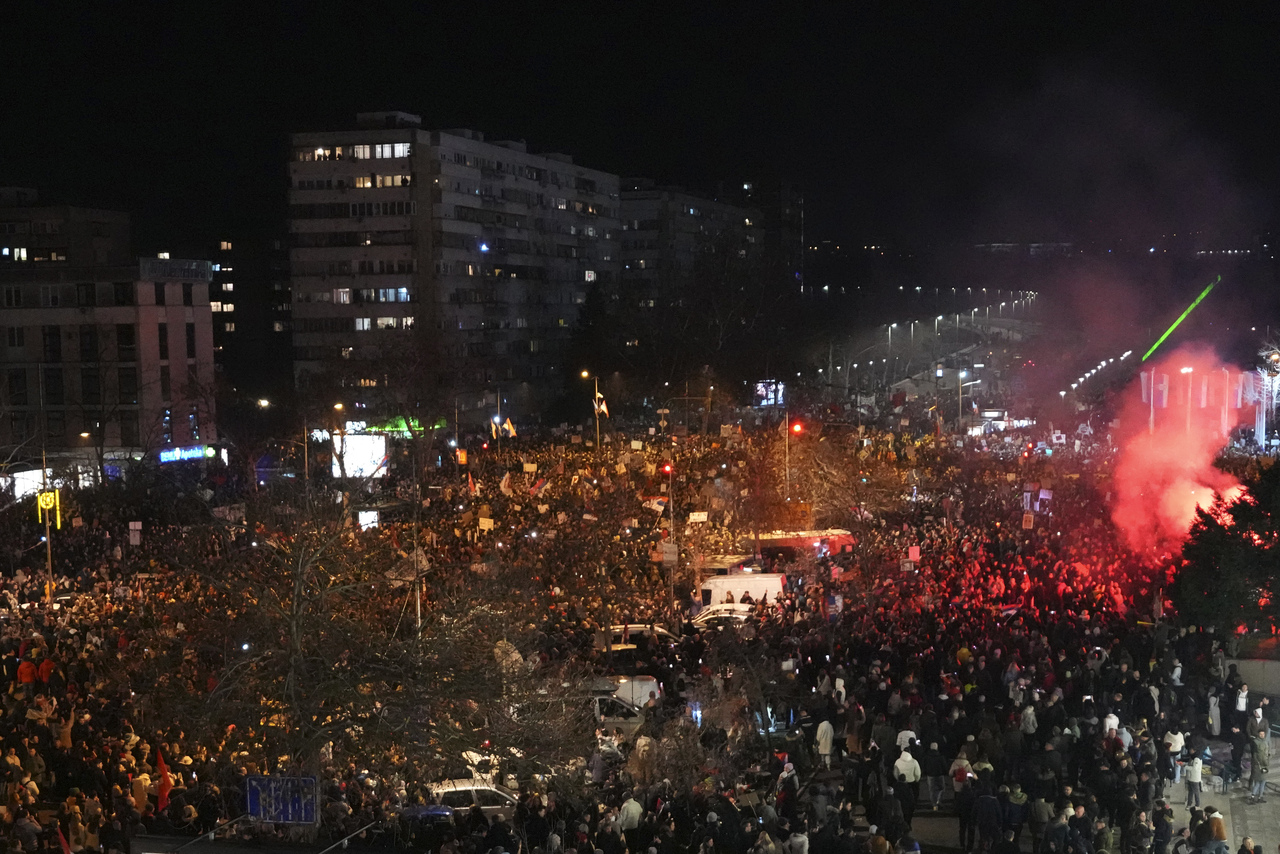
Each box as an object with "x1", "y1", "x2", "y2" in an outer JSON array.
[{"x1": 699, "y1": 573, "x2": 785, "y2": 607}]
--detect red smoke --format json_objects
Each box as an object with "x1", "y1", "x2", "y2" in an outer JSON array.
[{"x1": 1110, "y1": 344, "x2": 1246, "y2": 553}]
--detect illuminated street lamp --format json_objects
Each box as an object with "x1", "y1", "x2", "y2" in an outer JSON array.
[
  {"x1": 581, "y1": 370, "x2": 602, "y2": 450},
  {"x1": 1181, "y1": 366, "x2": 1194, "y2": 434}
]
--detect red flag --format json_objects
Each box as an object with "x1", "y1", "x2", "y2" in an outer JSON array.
[
  {"x1": 57, "y1": 828, "x2": 71, "y2": 854},
  {"x1": 156, "y1": 749, "x2": 172, "y2": 811},
  {"x1": 467, "y1": 473, "x2": 477, "y2": 495}
]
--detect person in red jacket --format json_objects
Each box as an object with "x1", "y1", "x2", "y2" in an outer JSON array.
[
  {"x1": 16, "y1": 656, "x2": 37, "y2": 698},
  {"x1": 37, "y1": 655, "x2": 56, "y2": 686}
]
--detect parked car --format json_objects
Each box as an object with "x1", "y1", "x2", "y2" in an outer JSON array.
[
  {"x1": 591, "y1": 694, "x2": 645, "y2": 737},
  {"x1": 427, "y1": 779, "x2": 518, "y2": 821},
  {"x1": 594, "y1": 623, "x2": 677, "y2": 652},
  {"x1": 692, "y1": 603, "x2": 757, "y2": 630}
]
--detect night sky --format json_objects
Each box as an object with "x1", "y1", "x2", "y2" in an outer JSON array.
[{"x1": 3, "y1": 4, "x2": 1278, "y2": 251}]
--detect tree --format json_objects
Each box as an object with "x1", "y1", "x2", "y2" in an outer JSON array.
[
  {"x1": 158, "y1": 494, "x2": 594, "y2": 781},
  {"x1": 1176, "y1": 461, "x2": 1280, "y2": 630}
]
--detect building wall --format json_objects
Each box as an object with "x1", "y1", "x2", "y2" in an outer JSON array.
[
  {"x1": 0, "y1": 270, "x2": 216, "y2": 460},
  {"x1": 619, "y1": 183, "x2": 763, "y2": 300},
  {"x1": 0, "y1": 197, "x2": 216, "y2": 464},
  {"x1": 286, "y1": 116, "x2": 621, "y2": 415}
]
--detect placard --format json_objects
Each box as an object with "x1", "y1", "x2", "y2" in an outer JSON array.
[{"x1": 688, "y1": 511, "x2": 708, "y2": 523}]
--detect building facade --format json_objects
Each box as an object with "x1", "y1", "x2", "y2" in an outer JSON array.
[
  {"x1": 287, "y1": 112, "x2": 621, "y2": 417},
  {"x1": 0, "y1": 191, "x2": 216, "y2": 470},
  {"x1": 619, "y1": 179, "x2": 763, "y2": 302}
]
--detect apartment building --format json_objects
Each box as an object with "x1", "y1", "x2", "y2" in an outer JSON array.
[
  {"x1": 288, "y1": 111, "x2": 620, "y2": 416},
  {"x1": 0, "y1": 190, "x2": 216, "y2": 470},
  {"x1": 619, "y1": 179, "x2": 763, "y2": 302}
]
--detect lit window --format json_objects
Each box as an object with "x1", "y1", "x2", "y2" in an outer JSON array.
[
  {"x1": 376, "y1": 317, "x2": 397, "y2": 329},
  {"x1": 220, "y1": 241, "x2": 232, "y2": 251},
  {"x1": 341, "y1": 346, "x2": 353, "y2": 358},
  {"x1": 157, "y1": 252, "x2": 170, "y2": 259},
  {"x1": 222, "y1": 303, "x2": 234, "y2": 312},
  {"x1": 584, "y1": 270, "x2": 596, "y2": 282},
  {"x1": 272, "y1": 321, "x2": 286, "y2": 332},
  {"x1": 354, "y1": 176, "x2": 373, "y2": 189},
  {"x1": 224, "y1": 322, "x2": 235, "y2": 332},
  {"x1": 375, "y1": 143, "x2": 411, "y2": 159},
  {"x1": 351, "y1": 145, "x2": 370, "y2": 160},
  {"x1": 333, "y1": 288, "x2": 351, "y2": 304},
  {"x1": 402, "y1": 316, "x2": 415, "y2": 329},
  {"x1": 355, "y1": 318, "x2": 371, "y2": 331},
  {"x1": 210, "y1": 301, "x2": 222, "y2": 312},
  {"x1": 221, "y1": 282, "x2": 234, "y2": 292}
]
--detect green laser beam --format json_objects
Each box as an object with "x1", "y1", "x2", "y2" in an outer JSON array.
[{"x1": 1141, "y1": 275, "x2": 1220, "y2": 362}]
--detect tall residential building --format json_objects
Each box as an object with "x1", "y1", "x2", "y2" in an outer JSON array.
[
  {"x1": 607, "y1": 180, "x2": 763, "y2": 384},
  {"x1": 0, "y1": 190, "x2": 217, "y2": 472},
  {"x1": 205, "y1": 235, "x2": 293, "y2": 401},
  {"x1": 720, "y1": 179, "x2": 805, "y2": 292},
  {"x1": 619, "y1": 179, "x2": 763, "y2": 301},
  {"x1": 288, "y1": 112, "x2": 620, "y2": 417}
]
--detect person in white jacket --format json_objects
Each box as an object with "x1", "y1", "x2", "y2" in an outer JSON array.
[
  {"x1": 816, "y1": 719, "x2": 835, "y2": 768},
  {"x1": 1184, "y1": 756, "x2": 1203, "y2": 808},
  {"x1": 894, "y1": 750, "x2": 922, "y2": 784}
]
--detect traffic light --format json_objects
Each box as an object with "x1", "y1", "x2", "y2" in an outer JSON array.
[
  {"x1": 791, "y1": 422, "x2": 803, "y2": 434},
  {"x1": 662, "y1": 463, "x2": 672, "y2": 474}
]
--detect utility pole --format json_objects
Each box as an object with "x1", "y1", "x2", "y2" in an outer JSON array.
[{"x1": 784, "y1": 410, "x2": 791, "y2": 503}]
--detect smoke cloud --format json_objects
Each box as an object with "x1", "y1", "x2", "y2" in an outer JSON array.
[{"x1": 1110, "y1": 344, "x2": 1247, "y2": 554}]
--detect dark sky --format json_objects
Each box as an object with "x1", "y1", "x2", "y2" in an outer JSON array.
[{"x1": 3, "y1": 3, "x2": 1278, "y2": 251}]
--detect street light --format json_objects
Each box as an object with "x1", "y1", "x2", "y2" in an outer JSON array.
[
  {"x1": 581, "y1": 370, "x2": 601, "y2": 450},
  {"x1": 885, "y1": 323, "x2": 897, "y2": 384},
  {"x1": 257, "y1": 398, "x2": 270, "y2": 408},
  {"x1": 1181, "y1": 366, "x2": 1193, "y2": 434}
]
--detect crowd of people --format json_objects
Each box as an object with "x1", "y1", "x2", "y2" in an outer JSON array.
[{"x1": 0, "y1": 414, "x2": 1273, "y2": 854}]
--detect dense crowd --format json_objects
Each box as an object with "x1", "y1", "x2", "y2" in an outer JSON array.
[{"x1": 0, "y1": 418, "x2": 1273, "y2": 854}]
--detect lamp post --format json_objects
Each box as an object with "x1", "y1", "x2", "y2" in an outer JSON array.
[
  {"x1": 885, "y1": 323, "x2": 896, "y2": 385},
  {"x1": 581, "y1": 370, "x2": 601, "y2": 451},
  {"x1": 1181, "y1": 366, "x2": 1193, "y2": 434},
  {"x1": 784, "y1": 414, "x2": 802, "y2": 503}
]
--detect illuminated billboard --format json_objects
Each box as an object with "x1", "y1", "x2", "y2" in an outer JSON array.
[{"x1": 332, "y1": 433, "x2": 387, "y2": 478}]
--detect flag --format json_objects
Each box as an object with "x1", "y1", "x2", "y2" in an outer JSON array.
[
  {"x1": 468, "y1": 473, "x2": 477, "y2": 495},
  {"x1": 594, "y1": 392, "x2": 610, "y2": 418},
  {"x1": 491, "y1": 420, "x2": 498, "y2": 439},
  {"x1": 500, "y1": 472, "x2": 513, "y2": 497},
  {"x1": 503, "y1": 418, "x2": 517, "y2": 437},
  {"x1": 1140, "y1": 371, "x2": 1169, "y2": 407},
  {"x1": 57, "y1": 829, "x2": 71, "y2": 854},
  {"x1": 156, "y1": 749, "x2": 172, "y2": 811},
  {"x1": 529, "y1": 478, "x2": 547, "y2": 496}
]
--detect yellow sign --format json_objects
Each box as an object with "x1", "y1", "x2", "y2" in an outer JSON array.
[{"x1": 36, "y1": 489, "x2": 61, "y2": 529}]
